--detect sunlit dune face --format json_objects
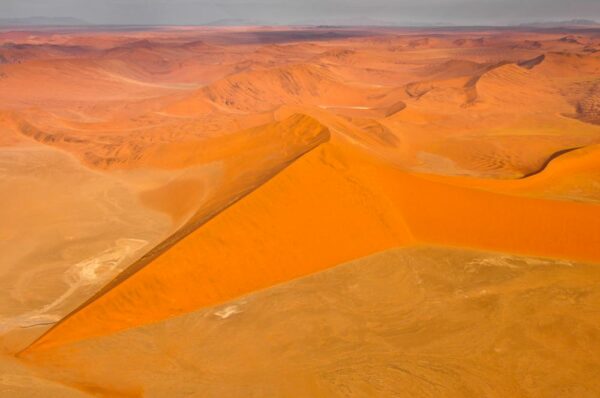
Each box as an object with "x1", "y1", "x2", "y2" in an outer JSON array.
[{"x1": 1, "y1": 25, "x2": 600, "y2": 396}]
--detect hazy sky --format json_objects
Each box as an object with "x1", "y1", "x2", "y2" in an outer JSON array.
[{"x1": 1, "y1": 0, "x2": 599, "y2": 25}]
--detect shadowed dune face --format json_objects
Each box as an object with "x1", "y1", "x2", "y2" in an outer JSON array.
[{"x1": 1, "y1": 25, "x2": 600, "y2": 396}]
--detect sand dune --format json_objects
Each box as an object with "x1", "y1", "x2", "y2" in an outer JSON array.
[
  {"x1": 23, "y1": 135, "x2": 600, "y2": 351},
  {"x1": 576, "y1": 82, "x2": 600, "y2": 124},
  {"x1": 201, "y1": 63, "x2": 388, "y2": 112}
]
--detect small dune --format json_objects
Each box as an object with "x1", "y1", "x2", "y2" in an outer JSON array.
[
  {"x1": 517, "y1": 53, "x2": 545, "y2": 69},
  {"x1": 576, "y1": 83, "x2": 600, "y2": 124}
]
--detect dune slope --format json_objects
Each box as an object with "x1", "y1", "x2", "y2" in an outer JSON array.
[{"x1": 23, "y1": 135, "x2": 600, "y2": 352}]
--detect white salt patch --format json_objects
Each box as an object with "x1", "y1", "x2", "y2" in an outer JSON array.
[{"x1": 214, "y1": 305, "x2": 242, "y2": 319}]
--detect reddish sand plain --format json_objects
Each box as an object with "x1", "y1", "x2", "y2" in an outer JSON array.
[{"x1": 1, "y1": 25, "x2": 600, "y2": 397}]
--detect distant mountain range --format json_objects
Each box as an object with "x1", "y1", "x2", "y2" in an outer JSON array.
[
  {"x1": 519, "y1": 19, "x2": 599, "y2": 27},
  {"x1": 0, "y1": 16, "x2": 597, "y2": 28},
  {"x1": 202, "y1": 17, "x2": 456, "y2": 27},
  {"x1": 0, "y1": 17, "x2": 88, "y2": 27},
  {"x1": 202, "y1": 18, "x2": 270, "y2": 26},
  {"x1": 176, "y1": 18, "x2": 600, "y2": 28}
]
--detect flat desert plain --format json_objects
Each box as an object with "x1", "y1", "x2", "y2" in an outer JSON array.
[{"x1": 0, "y1": 25, "x2": 600, "y2": 397}]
